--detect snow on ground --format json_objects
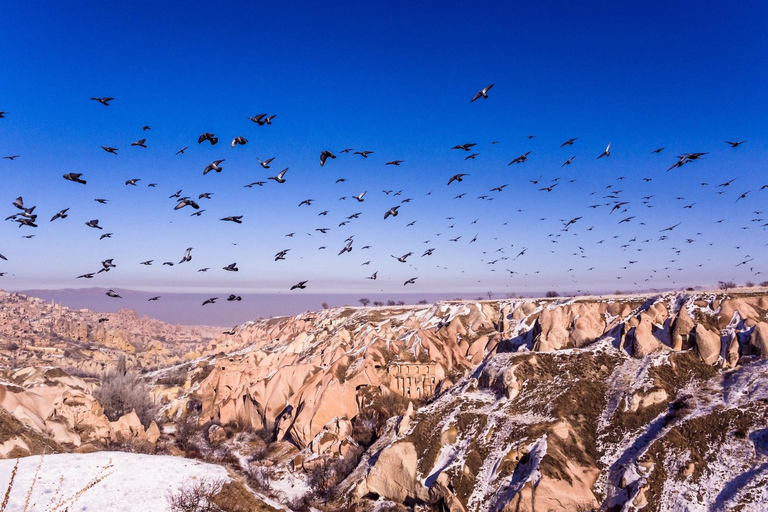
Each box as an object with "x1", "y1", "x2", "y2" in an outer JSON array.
[{"x1": 0, "y1": 452, "x2": 230, "y2": 512}]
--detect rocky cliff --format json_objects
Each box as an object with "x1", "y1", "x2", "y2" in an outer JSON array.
[{"x1": 197, "y1": 291, "x2": 768, "y2": 511}]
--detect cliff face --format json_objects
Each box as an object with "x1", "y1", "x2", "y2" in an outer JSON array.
[{"x1": 199, "y1": 293, "x2": 766, "y2": 438}]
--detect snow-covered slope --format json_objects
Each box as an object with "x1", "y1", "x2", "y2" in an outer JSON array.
[{"x1": 0, "y1": 452, "x2": 229, "y2": 512}]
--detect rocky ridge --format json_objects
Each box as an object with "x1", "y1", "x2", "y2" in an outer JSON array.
[{"x1": 197, "y1": 291, "x2": 768, "y2": 510}]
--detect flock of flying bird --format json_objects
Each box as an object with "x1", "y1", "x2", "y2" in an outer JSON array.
[{"x1": 0, "y1": 85, "x2": 766, "y2": 312}]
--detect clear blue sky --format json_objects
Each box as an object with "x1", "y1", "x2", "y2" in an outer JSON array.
[{"x1": 1, "y1": 1, "x2": 767, "y2": 305}]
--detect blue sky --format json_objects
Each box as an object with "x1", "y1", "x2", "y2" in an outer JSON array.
[{"x1": 1, "y1": 1, "x2": 767, "y2": 308}]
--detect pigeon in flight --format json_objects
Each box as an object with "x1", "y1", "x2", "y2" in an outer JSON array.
[
  {"x1": 131, "y1": 139, "x2": 147, "y2": 148},
  {"x1": 231, "y1": 136, "x2": 248, "y2": 148},
  {"x1": 220, "y1": 216, "x2": 243, "y2": 223},
  {"x1": 106, "y1": 289, "x2": 122, "y2": 298},
  {"x1": 258, "y1": 157, "x2": 275, "y2": 169},
  {"x1": 179, "y1": 247, "x2": 193, "y2": 263},
  {"x1": 269, "y1": 168, "x2": 288, "y2": 183},
  {"x1": 354, "y1": 150, "x2": 374, "y2": 158},
  {"x1": 597, "y1": 143, "x2": 611, "y2": 159},
  {"x1": 508, "y1": 152, "x2": 531, "y2": 165},
  {"x1": 63, "y1": 173, "x2": 86, "y2": 184},
  {"x1": 291, "y1": 280, "x2": 308, "y2": 290},
  {"x1": 223, "y1": 262, "x2": 239, "y2": 271},
  {"x1": 404, "y1": 277, "x2": 418, "y2": 286},
  {"x1": 366, "y1": 271, "x2": 378, "y2": 280},
  {"x1": 125, "y1": 178, "x2": 140, "y2": 186},
  {"x1": 101, "y1": 146, "x2": 119, "y2": 155},
  {"x1": 50, "y1": 208, "x2": 69, "y2": 222},
  {"x1": 3, "y1": 155, "x2": 19, "y2": 160},
  {"x1": 726, "y1": 140, "x2": 746, "y2": 148},
  {"x1": 560, "y1": 138, "x2": 577, "y2": 147},
  {"x1": 85, "y1": 219, "x2": 103, "y2": 229},
  {"x1": 320, "y1": 150, "x2": 336, "y2": 166},
  {"x1": 353, "y1": 191, "x2": 367, "y2": 202},
  {"x1": 452, "y1": 143, "x2": 476, "y2": 151},
  {"x1": 392, "y1": 252, "x2": 413, "y2": 263},
  {"x1": 198, "y1": 133, "x2": 218, "y2": 145},
  {"x1": 140, "y1": 260, "x2": 153, "y2": 265},
  {"x1": 203, "y1": 160, "x2": 225, "y2": 175},
  {"x1": 448, "y1": 173, "x2": 468, "y2": 185},
  {"x1": 202, "y1": 297, "x2": 218, "y2": 305},
  {"x1": 148, "y1": 296, "x2": 160, "y2": 301},
  {"x1": 227, "y1": 294, "x2": 242, "y2": 301},
  {"x1": 174, "y1": 198, "x2": 200, "y2": 210},
  {"x1": 471, "y1": 84, "x2": 494, "y2": 102},
  {"x1": 384, "y1": 206, "x2": 400, "y2": 219},
  {"x1": 176, "y1": 147, "x2": 189, "y2": 155},
  {"x1": 91, "y1": 97, "x2": 114, "y2": 106},
  {"x1": 386, "y1": 160, "x2": 404, "y2": 166}
]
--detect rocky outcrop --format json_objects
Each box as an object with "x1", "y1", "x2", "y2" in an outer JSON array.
[
  {"x1": 694, "y1": 324, "x2": 721, "y2": 364},
  {"x1": 0, "y1": 367, "x2": 159, "y2": 455},
  {"x1": 196, "y1": 292, "x2": 768, "y2": 453}
]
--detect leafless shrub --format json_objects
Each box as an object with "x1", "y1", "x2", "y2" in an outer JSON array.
[
  {"x1": 94, "y1": 370, "x2": 156, "y2": 428},
  {"x1": 745, "y1": 281, "x2": 755, "y2": 287},
  {"x1": 243, "y1": 465, "x2": 271, "y2": 493},
  {"x1": 719, "y1": 280, "x2": 736, "y2": 291},
  {"x1": 166, "y1": 477, "x2": 224, "y2": 512},
  {"x1": 545, "y1": 290, "x2": 559, "y2": 298},
  {"x1": 359, "y1": 298, "x2": 371, "y2": 307},
  {"x1": 761, "y1": 281, "x2": 768, "y2": 287},
  {"x1": 175, "y1": 416, "x2": 202, "y2": 453}
]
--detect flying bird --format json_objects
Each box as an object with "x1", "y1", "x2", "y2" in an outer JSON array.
[
  {"x1": 508, "y1": 152, "x2": 531, "y2": 165},
  {"x1": 231, "y1": 136, "x2": 248, "y2": 148},
  {"x1": 320, "y1": 150, "x2": 336, "y2": 166},
  {"x1": 223, "y1": 263, "x2": 239, "y2": 272},
  {"x1": 471, "y1": 84, "x2": 494, "y2": 102},
  {"x1": 404, "y1": 277, "x2": 418, "y2": 286},
  {"x1": 106, "y1": 289, "x2": 122, "y2": 298},
  {"x1": 101, "y1": 146, "x2": 118, "y2": 155},
  {"x1": 179, "y1": 247, "x2": 193, "y2": 263},
  {"x1": 203, "y1": 159, "x2": 225, "y2": 175},
  {"x1": 448, "y1": 173, "x2": 468, "y2": 185},
  {"x1": 220, "y1": 216, "x2": 243, "y2": 223},
  {"x1": 597, "y1": 143, "x2": 611, "y2": 159},
  {"x1": 131, "y1": 139, "x2": 147, "y2": 148},
  {"x1": 50, "y1": 208, "x2": 70, "y2": 222},
  {"x1": 257, "y1": 157, "x2": 275, "y2": 169},
  {"x1": 392, "y1": 252, "x2": 413, "y2": 263},
  {"x1": 202, "y1": 297, "x2": 218, "y2": 305},
  {"x1": 291, "y1": 281, "x2": 308, "y2": 290},
  {"x1": 269, "y1": 168, "x2": 288, "y2": 183},
  {"x1": 726, "y1": 140, "x2": 746, "y2": 148},
  {"x1": 198, "y1": 133, "x2": 218, "y2": 145},
  {"x1": 560, "y1": 138, "x2": 577, "y2": 147},
  {"x1": 91, "y1": 97, "x2": 113, "y2": 106}
]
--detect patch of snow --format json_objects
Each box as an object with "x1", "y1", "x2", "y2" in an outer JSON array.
[{"x1": 0, "y1": 452, "x2": 231, "y2": 512}]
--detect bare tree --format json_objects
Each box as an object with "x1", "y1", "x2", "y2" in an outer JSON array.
[
  {"x1": 545, "y1": 291, "x2": 559, "y2": 298},
  {"x1": 719, "y1": 281, "x2": 736, "y2": 291},
  {"x1": 486, "y1": 291, "x2": 493, "y2": 300},
  {"x1": 359, "y1": 298, "x2": 371, "y2": 307}
]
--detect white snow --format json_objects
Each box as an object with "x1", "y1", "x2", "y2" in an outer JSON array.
[{"x1": 0, "y1": 452, "x2": 231, "y2": 512}]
